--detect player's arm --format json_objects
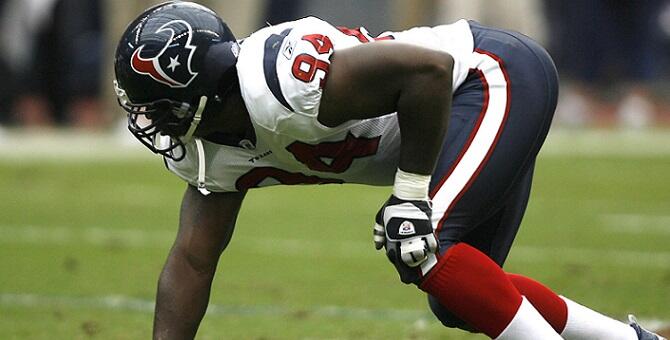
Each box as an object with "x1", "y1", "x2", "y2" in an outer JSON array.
[
  {"x1": 319, "y1": 41, "x2": 454, "y2": 175},
  {"x1": 153, "y1": 185, "x2": 246, "y2": 340},
  {"x1": 319, "y1": 42, "x2": 453, "y2": 277}
]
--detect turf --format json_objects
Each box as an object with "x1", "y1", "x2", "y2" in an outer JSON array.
[{"x1": 0, "y1": 132, "x2": 669, "y2": 339}]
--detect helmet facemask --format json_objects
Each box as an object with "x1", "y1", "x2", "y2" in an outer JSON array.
[{"x1": 114, "y1": 80, "x2": 207, "y2": 161}]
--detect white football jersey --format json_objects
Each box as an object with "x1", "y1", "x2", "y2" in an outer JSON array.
[{"x1": 167, "y1": 17, "x2": 474, "y2": 192}]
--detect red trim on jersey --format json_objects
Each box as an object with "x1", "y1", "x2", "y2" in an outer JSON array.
[
  {"x1": 336, "y1": 26, "x2": 396, "y2": 43},
  {"x1": 431, "y1": 49, "x2": 512, "y2": 234}
]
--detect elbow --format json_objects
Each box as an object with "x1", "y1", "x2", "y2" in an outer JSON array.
[
  {"x1": 425, "y1": 52, "x2": 454, "y2": 90},
  {"x1": 405, "y1": 50, "x2": 453, "y2": 95}
]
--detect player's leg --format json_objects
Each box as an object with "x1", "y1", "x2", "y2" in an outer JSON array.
[
  {"x1": 427, "y1": 160, "x2": 535, "y2": 330},
  {"x1": 426, "y1": 162, "x2": 660, "y2": 339},
  {"x1": 414, "y1": 22, "x2": 561, "y2": 338},
  {"x1": 421, "y1": 24, "x2": 660, "y2": 340},
  {"x1": 425, "y1": 193, "x2": 662, "y2": 339},
  {"x1": 426, "y1": 165, "x2": 561, "y2": 339},
  {"x1": 506, "y1": 274, "x2": 659, "y2": 340}
]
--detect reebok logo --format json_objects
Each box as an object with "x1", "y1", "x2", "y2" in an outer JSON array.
[
  {"x1": 282, "y1": 40, "x2": 295, "y2": 59},
  {"x1": 399, "y1": 221, "x2": 416, "y2": 236}
]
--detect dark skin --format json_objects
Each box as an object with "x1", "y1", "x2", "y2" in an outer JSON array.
[{"x1": 153, "y1": 41, "x2": 453, "y2": 340}]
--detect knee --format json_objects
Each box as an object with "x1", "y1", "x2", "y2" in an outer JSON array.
[{"x1": 427, "y1": 295, "x2": 478, "y2": 333}]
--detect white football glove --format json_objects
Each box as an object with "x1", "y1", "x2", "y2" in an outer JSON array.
[{"x1": 373, "y1": 195, "x2": 438, "y2": 268}]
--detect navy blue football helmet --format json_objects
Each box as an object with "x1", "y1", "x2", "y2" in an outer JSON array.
[{"x1": 114, "y1": 1, "x2": 239, "y2": 160}]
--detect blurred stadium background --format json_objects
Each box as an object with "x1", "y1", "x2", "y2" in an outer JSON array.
[{"x1": 0, "y1": 0, "x2": 668, "y2": 339}]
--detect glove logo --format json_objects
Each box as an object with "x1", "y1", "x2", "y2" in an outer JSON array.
[
  {"x1": 130, "y1": 19, "x2": 198, "y2": 88},
  {"x1": 399, "y1": 221, "x2": 416, "y2": 236}
]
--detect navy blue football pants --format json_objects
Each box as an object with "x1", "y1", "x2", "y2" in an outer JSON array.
[{"x1": 426, "y1": 21, "x2": 559, "y2": 329}]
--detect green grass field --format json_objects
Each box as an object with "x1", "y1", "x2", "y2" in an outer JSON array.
[{"x1": 0, "y1": 130, "x2": 669, "y2": 339}]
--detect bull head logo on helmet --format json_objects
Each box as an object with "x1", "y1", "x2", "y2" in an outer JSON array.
[{"x1": 131, "y1": 19, "x2": 198, "y2": 88}]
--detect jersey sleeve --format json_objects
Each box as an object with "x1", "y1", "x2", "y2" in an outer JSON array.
[
  {"x1": 273, "y1": 17, "x2": 361, "y2": 118},
  {"x1": 237, "y1": 17, "x2": 363, "y2": 141},
  {"x1": 273, "y1": 19, "x2": 332, "y2": 117}
]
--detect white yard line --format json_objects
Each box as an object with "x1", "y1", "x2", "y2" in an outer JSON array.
[
  {"x1": 1, "y1": 128, "x2": 670, "y2": 162},
  {"x1": 0, "y1": 129, "x2": 150, "y2": 162},
  {"x1": 0, "y1": 225, "x2": 174, "y2": 248},
  {"x1": 599, "y1": 214, "x2": 670, "y2": 235},
  {"x1": 2, "y1": 225, "x2": 670, "y2": 268},
  {"x1": 511, "y1": 246, "x2": 670, "y2": 269},
  {"x1": 540, "y1": 129, "x2": 670, "y2": 157},
  {"x1": 0, "y1": 293, "x2": 433, "y2": 322},
  {"x1": 1, "y1": 292, "x2": 668, "y2": 332}
]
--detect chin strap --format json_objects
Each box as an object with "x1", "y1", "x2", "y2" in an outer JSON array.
[
  {"x1": 181, "y1": 96, "x2": 208, "y2": 143},
  {"x1": 194, "y1": 138, "x2": 211, "y2": 196},
  {"x1": 177, "y1": 95, "x2": 211, "y2": 196}
]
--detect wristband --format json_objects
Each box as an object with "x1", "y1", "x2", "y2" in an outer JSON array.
[{"x1": 393, "y1": 168, "x2": 431, "y2": 201}]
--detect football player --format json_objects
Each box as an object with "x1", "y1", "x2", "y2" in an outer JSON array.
[{"x1": 113, "y1": 2, "x2": 666, "y2": 339}]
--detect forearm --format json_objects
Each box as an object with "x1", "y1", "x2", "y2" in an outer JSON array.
[
  {"x1": 153, "y1": 248, "x2": 216, "y2": 340},
  {"x1": 152, "y1": 187, "x2": 244, "y2": 339}
]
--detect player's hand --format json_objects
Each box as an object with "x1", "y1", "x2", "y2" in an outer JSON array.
[{"x1": 373, "y1": 195, "x2": 438, "y2": 267}]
